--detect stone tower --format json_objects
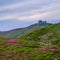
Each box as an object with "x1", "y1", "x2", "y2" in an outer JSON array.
[
  {"x1": 38, "y1": 20, "x2": 43, "y2": 25},
  {"x1": 38, "y1": 20, "x2": 47, "y2": 25}
]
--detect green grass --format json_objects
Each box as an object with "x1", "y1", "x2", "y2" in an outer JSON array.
[
  {"x1": 20, "y1": 23, "x2": 60, "y2": 46},
  {"x1": 0, "y1": 23, "x2": 60, "y2": 60}
]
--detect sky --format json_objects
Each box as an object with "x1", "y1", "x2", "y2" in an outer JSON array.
[{"x1": 0, "y1": 0, "x2": 60, "y2": 31}]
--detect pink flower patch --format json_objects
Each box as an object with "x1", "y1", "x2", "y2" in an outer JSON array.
[
  {"x1": 0, "y1": 56, "x2": 4, "y2": 58},
  {"x1": 6, "y1": 39, "x2": 17, "y2": 45},
  {"x1": 49, "y1": 47, "x2": 57, "y2": 51},
  {"x1": 38, "y1": 46, "x2": 57, "y2": 53},
  {"x1": 0, "y1": 36, "x2": 3, "y2": 38},
  {"x1": 38, "y1": 47, "x2": 48, "y2": 53}
]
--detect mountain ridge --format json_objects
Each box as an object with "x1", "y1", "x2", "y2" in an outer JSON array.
[{"x1": 0, "y1": 20, "x2": 51, "y2": 38}]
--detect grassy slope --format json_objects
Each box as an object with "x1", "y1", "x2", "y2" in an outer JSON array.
[
  {"x1": 0, "y1": 23, "x2": 60, "y2": 60},
  {"x1": 20, "y1": 23, "x2": 60, "y2": 46}
]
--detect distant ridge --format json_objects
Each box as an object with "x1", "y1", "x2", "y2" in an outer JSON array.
[{"x1": 0, "y1": 20, "x2": 51, "y2": 38}]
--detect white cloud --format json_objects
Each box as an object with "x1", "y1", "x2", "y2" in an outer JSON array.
[
  {"x1": 0, "y1": 0, "x2": 60, "y2": 22},
  {"x1": 17, "y1": 9, "x2": 60, "y2": 21},
  {"x1": 0, "y1": 0, "x2": 46, "y2": 11},
  {"x1": 0, "y1": 3, "x2": 26, "y2": 11},
  {"x1": 1, "y1": 0, "x2": 58, "y2": 12}
]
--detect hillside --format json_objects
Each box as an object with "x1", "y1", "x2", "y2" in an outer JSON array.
[
  {"x1": 0, "y1": 20, "x2": 50, "y2": 38},
  {"x1": 0, "y1": 23, "x2": 60, "y2": 60},
  {"x1": 20, "y1": 23, "x2": 60, "y2": 46}
]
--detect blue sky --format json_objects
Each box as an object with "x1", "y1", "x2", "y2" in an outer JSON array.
[{"x1": 0, "y1": 0, "x2": 60, "y2": 31}]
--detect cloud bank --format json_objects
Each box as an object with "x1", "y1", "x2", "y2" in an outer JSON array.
[
  {"x1": 0, "y1": 0, "x2": 60, "y2": 31},
  {"x1": 0, "y1": 0, "x2": 60, "y2": 21}
]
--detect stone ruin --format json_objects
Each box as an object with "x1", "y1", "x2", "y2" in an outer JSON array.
[{"x1": 38, "y1": 20, "x2": 47, "y2": 25}]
